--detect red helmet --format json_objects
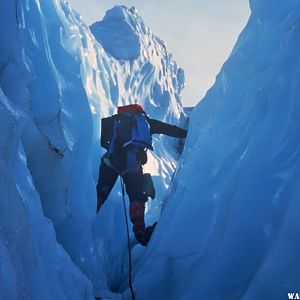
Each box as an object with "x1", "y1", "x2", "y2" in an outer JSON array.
[{"x1": 117, "y1": 104, "x2": 146, "y2": 115}]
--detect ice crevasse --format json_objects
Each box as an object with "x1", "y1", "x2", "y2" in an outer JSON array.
[
  {"x1": 133, "y1": 0, "x2": 300, "y2": 299},
  {"x1": 0, "y1": 0, "x2": 186, "y2": 298},
  {"x1": 1, "y1": 0, "x2": 300, "y2": 299}
]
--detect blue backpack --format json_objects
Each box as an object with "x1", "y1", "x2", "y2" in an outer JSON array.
[{"x1": 107, "y1": 104, "x2": 153, "y2": 173}]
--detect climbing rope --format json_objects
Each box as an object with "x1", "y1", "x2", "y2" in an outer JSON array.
[{"x1": 120, "y1": 178, "x2": 135, "y2": 300}]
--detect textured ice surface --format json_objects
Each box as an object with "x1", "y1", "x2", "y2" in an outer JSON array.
[
  {"x1": 2, "y1": 0, "x2": 297, "y2": 299},
  {"x1": 90, "y1": 6, "x2": 141, "y2": 60},
  {"x1": 0, "y1": 47, "x2": 92, "y2": 300},
  {"x1": 133, "y1": 0, "x2": 300, "y2": 299},
  {"x1": 0, "y1": 0, "x2": 185, "y2": 298}
]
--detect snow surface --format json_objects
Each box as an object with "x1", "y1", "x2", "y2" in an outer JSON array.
[
  {"x1": 90, "y1": 6, "x2": 141, "y2": 61},
  {"x1": 0, "y1": 0, "x2": 185, "y2": 298},
  {"x1": 133, "y1": 0, "x2": 300, "y2": 299}
]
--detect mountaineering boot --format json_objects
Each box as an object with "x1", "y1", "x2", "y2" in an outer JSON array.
[
  {"x1": 136, "y1": 222, "x2": 157, "y2": 246},
  {"x1": 143, "y1": 222, "x2": 157, "y2": 245},
  {"x1": 129, "y1": 201, "x2": 156, "y2": 246},
  {"x1": 97, "y1": 195, "x2": 105, "y2": 213}
]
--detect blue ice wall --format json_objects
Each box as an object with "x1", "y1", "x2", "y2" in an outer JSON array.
[{"x1": 134, "y1": 1, "x2": 300, "y2": 299}]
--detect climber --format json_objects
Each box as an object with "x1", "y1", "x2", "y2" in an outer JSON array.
[{"x1": 97, "y1": 104, "x2": 188, "y2": 246}]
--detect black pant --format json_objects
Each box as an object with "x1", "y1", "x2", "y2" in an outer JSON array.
[
  {"x1": 97, "y1": 160, "x2": 156, "y2": 246},
  {"x1": 96, "y1": 160, "x2": 147, "y2": 204}
]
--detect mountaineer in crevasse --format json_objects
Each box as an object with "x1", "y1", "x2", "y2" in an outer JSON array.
[{"x1": 97, "y1": 104, "x2": 188, "y2": 246}]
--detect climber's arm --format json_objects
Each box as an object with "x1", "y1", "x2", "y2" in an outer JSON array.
[
  {"x1": 101, "y1": 114, "x2": 118, "y2": 150},
  {"x1": 149, "y1": 118, "x2": 188, "y2": 138}
]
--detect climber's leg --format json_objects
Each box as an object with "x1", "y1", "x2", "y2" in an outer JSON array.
[
  {"x1": 123, "y1": 169, "x2": 155, "y2": 246},
  {"x1": 96, "y1": 159, "x2": 118, "y2": 213}
]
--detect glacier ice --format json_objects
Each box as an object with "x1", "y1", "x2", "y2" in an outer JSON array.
[
  {"x1": 133, "y1": 0, "x2": 300, "y2": 299},
  {"x1": 1, "y1": 0, "x2": 298, "y2": 299},
  {"x1": 0, "y1": 73, "x2": 92, "y2": 300},
  {"x1": 0, "y1": 0, "x2": 186, "y2": 298},
  {"x1": 90, "y1": 6, "x2": 142, "y2": 61}
]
